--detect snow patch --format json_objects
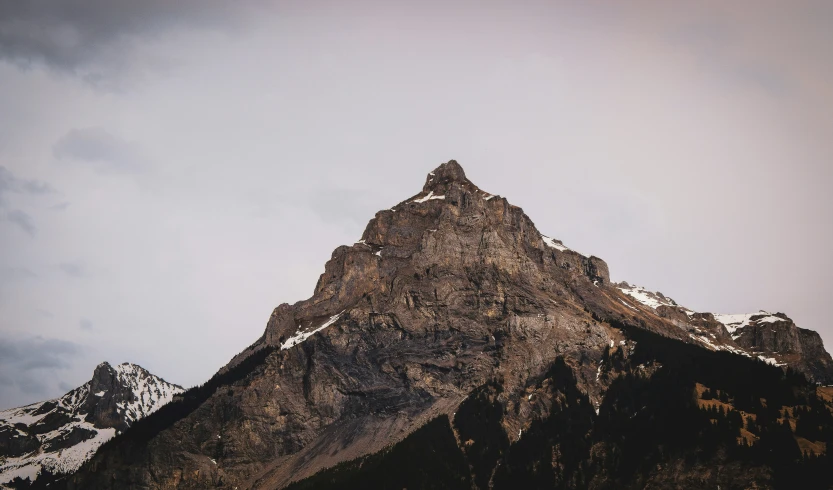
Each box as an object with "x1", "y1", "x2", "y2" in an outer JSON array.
[
  {"x1": 281, "y1": 311, "x2": 344, "y2": 350},
  {"x1": 758, "y1": 355, "x2": 786, "y2": 367},
  {"x1": 620, "y1": 299, "x2": 638, "y2": 311},
  {"x1": 541, "y1": 235, "x2": 570, "y2": 252},
  {"x1": 411, "y1": 191, "x2": 445, "y2": 204},
  {"x1": 618, "y1": 285, "x2": 665, "y2": 310},
  {"x1": 690, "y1": 334, "x2": 718, "y2": 351},
  {"x1": 617, "y1": 284, "x2": 689, "y2": 315}
]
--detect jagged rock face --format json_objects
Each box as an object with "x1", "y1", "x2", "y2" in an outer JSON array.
[
  {"x1": 729, "y1": 314, "x2": 833, "y2": 382},
  {"x1": 66, "y1": 161, "x2": 833, "y2": 490},
  {"x1": 0, "y1": 362, "x2": 182, "y2": 486},
  {"x1": 733, "y1": 314, "x2": 802, "y2": 354},
  {"x1": 797, "y1": 329, "x2": 833, "y2": 382}
]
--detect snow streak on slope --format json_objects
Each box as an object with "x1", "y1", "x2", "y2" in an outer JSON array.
[
  {"x1": 410, "y1": 191, "x2": 446, "y2": 203},
  {"x1": 541, "y1": 235, "x2": 570, "y2": 252},
  {"x1": 281, "y1": 312, "x2": 345, "y2": 350}
]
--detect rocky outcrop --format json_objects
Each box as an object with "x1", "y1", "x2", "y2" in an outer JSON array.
[
  {"x1": 733, "y1": 314, "x2": 802, "y2": 353},
  {"x1": 731, "y1": 313, "x2": 833, "y2": 382},
  {"x1": 797, "y1": 328, "x2": 833, "y2": 382}
]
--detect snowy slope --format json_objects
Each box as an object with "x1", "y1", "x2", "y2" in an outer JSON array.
[{"x1": 713, "y1": 312, "x2": 785, "y2": 336}]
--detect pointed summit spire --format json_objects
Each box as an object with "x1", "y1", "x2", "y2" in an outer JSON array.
[{"x1": 423, "y1": 159, "x2": 472, "y2": 192}]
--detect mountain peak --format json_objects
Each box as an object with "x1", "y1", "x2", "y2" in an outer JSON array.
[
  {"x1": 423, "y1": 159, "x2": 471, "y2": 192},
  {"x1": 66, "y1": 157, "x2": 833, "y2": 490}
]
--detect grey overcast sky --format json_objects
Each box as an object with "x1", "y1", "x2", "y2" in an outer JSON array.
[{"x1": 1, "y1": 0, "x2": 831, "y2": 409}]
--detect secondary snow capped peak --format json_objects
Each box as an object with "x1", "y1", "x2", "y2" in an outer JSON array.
[{"x1": 0, "y1": 361, "x2": 183, "y2": 487}]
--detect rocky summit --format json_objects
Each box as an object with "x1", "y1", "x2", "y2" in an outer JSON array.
[
  {"x1": 55, "y1": 161, "x2": 833, "y2": 489},
  {"x1": 0, "y1": 362, "x2": 182, "y2": 488}
]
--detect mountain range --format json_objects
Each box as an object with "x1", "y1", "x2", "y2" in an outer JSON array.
[{"x1": 7, "y1": 160, "x2": 832, "y2": 489}]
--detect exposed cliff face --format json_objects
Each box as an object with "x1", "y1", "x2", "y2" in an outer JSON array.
[
  {"x1": 726, "y1": 313, "x2": 833, "y2": 382},
  {"x1": 0, "y1": 363, "x2": 182, "y2": 487},
  {"x1": 63, "y1": 161, "x2": 833, "y2": 490}
]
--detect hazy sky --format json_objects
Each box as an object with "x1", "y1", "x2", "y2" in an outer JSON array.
[{"x1": 1, "y1": 0, "x2": 831, "y2": 409}]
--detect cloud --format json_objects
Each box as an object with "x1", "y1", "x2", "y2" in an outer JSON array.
[
  {"x1": 0, "y1": 336, "x2": 81, "y2": 370},
  {"x1": 0, "y1": 0, "x2": 264, "y2": 89},
  {"x1": 53, "y1": 127, "x2": 147, "y2": 174},
  {"x1": 0, "y1": 166, "x2": 53, "y2": 202},
  {"x1": 0, "y1": 335, "x2": 83, "y2": 402},
  {"x1": 6, "y1": 208, "x2": 36, "y2": 236},
  {"x1": 79, "y1": 318, "x2": 94, "y2": 331},
  {"x1": 0, "y1": 166, "x2": 53, "y2": 236},
  {"x1": 17, "y1": 377, "x2": 48, "y2": 396},
  {"x1": 669, "y1": 21, "x2": 791, "y2": 97},
  {"x1": 0, "y1": 266, "x2": 37, "y2": 281},
  {"x1": 57, "y1": 261, "x2": 86, "y2": 278},
  {"x1": 51, "y1": 201, "x2": 70, "y2": 211},
  {"x1": 305, "y1": 188, "x2": 386, "y2": 229}
]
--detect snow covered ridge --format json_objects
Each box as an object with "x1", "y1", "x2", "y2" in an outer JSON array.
[
  {"x1": 713, "y1": 312, "x2": 785, "y2": 335},
  {"x1": 0, "y1": 362, "x2": 183, "y2": 487},
  {"x1": 617, "y1": 283, "x2": 691, "y2": 313},
  {"x1": 617, "y1": 283, "x2": 787, "y2": 335},
  {"x1": 616, "y1": 283, "x2": 793, "y2": 366}
]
